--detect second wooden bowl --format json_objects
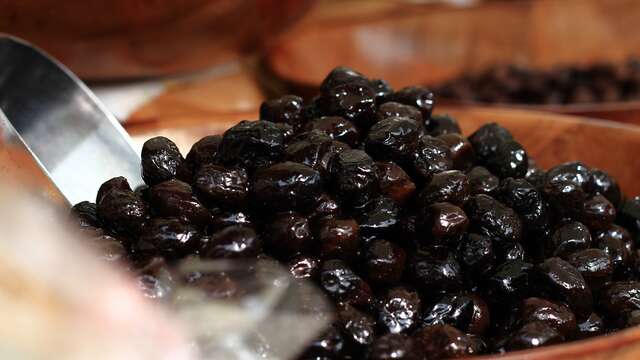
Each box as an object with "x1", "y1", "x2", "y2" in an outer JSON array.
[{"x1": 265, "y1": 0, "x2": 640, "y2": 124}]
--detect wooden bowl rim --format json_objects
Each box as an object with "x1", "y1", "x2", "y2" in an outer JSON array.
[
  {"x1": 440, "y1": 104, "x2": 640, "y2": 133},
  {"x1": 439, "y1": 99, "x2": 640, "y2": 115},
  {"x1": 477, "y1": 324, "x2": 640, "y2": 360},
  {"x1": 438, "y1": 106, "x2": 640, "y2": 359}
]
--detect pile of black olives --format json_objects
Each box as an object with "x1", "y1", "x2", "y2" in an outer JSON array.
[
  {"x1": 436, "y1": 60, "x2": 640, "y2": 105},
  {"x1": 71, "y1": 66, "x2": 640, "y2": 359}
]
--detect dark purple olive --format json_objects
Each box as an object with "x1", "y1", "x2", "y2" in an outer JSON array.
[
  {"x1": 136, "y1": 218, "x2": 201, "y2": 259},
  {"x1": 549, "y1": 221, "x2": 592, "y2": 258},
  {"x1": 618, "y1": 196, "x2": 640, "y2": 237},
  {"x1": 505, "y1": 321, "x2": 563, "y2": 351},
  {"x1": 467, "y1": 166, "x2": 500, "y2": 196},
  {"x1": 376, "y1": 101, "x2": 423, "y2": 125},
  {"x1": 412, "y1": 136, "x2": 453, "y2": 182},
  {"x1": 329, "y1": 149, "x2": 379, "y2": 207},
  {"x1": 287, "y1": 255, "x2": 320, "y2": 280},
  {"x1": 149, "y1": 179, "x2": 210, "y2": 226},
  {"x1": 377, "y1": 286, "x2": 421, "y2": 334},
  {"x1": 304, "y1": 116, "x2": 360, "y2": 147},
  {"x1": 367, "y1": 333, "x2": 423, "y2": 360},
  {"x1": 583, "y1": 195, "x2": 616, "y2": 231},
  {"x1": 323, "y1": 82, "x2": 377, "y2": 128},
  {"x1": 422, "y1": 293, "x2": 475, "y2": 331},
  {"x1": 363, "y1": 239, "x2": 406, "y2": 285},
  {"x1": 600, "y1": 281, "x2": 640, "y2": 324},
  {"x1": 375, "y1": 161, "x2": 416, "y2": 204},
  {"x1": 320, "y1": 66, "x2": 369, "y2": 95},
  {"x1": 428, "y1": 114, "x2": 461, "y2": 136},
  {"x1": 535, "y1": 257, "x2": 592, "y2": 317},
  {"x1": 422, "y1": 202, "x2": 469, "y2": 243},
  {"x1": 264, "y1": 212, "x2": 313, "y2": 258},
  {"x1": 366, "y1": 116, "x2": 420, "y2": 165},
  {"x1": 409, "y1": 250, "x2": 464, "y2": 294},
  {"x1": 216, "y1": 120, "x2": 285, "y2": 170},
  {"x1": 309, "y1": 192, "x2": 340, "y2": 220},
  {"x1": 285, "y1": 130, "x2": 350, "y2": 178},
  {"x1": 96, "y1": 176, "x2": 131, "y2": 204},
  {"x1": 209, "y1": 209, "x2": 253, "y2": 231},
  {"x1": 371, "y1": 78, "x2": 394, "y2": 102},
  {"x1": 486, "y1": 260, "x2": 533, "y2": 304},
  {"x1": 259, "y1": 94, "x2": 304, "y2": 128},
  {"x1": 438, "y1": 133, "x2": 475, "y2": 171},
  {"x1": 521, "y1": 297, "x2": 576, "y2": 337},
  {"x1": 566, "y1": 248, "x2": 614, "y2": 290},
  {"x1": 456, "y1": 233, "x2": 495, "y2": 277},
  {"x1": 468, "y1": 294, "x2": 491, "y2": 336},
  {"x1": 414, "y1": 324, "x2": 481, "y2": 358},
  {"x1": 419, "y1": 170, "x2": 471, "y2": 206},
  {"x1": 390, "y1": 86, "x2": 436, "y2": 120},
  {"x1": 141, "y1": 136, "x2": 191, "y2": 186},
  {"x1": 587, "y1": 169, "x2": 621, "y2": 207},
  {"x1": 337, "y1": 303, "x2": 377, "y2": 355},
  {"x1": 193, "y1": 164, "x2": 249, "y2": 208},
  {"x1": 201, "y1": 225, "x2": 261, "y2": 259},
  {"x1": 320, "y1": 259, "x2": 372, "y2": 307},
  {"x1": 70, "y1": 201, "x2": 101, "y2": 229},
  {"x1": 186, "y1": 135, "x2": 222, "y2": 170},
  {"x1": 576, "y1": 313, "x2": 605, "y2": 339},
  {"x1": 316, "y1": 218, "x2": 360, "y2": 261},
  {"x1": 595, "y1": 225, "x2": 636, "y2": 274},
  {"x1": 465, "y1": 194, "x2": 522, "y2": 243},
  {"x1": 253, "y1": 161, "x2": 323, "y2": 212},
  {"x1": 97, "y1": 188, "x2": 148, "y2": 238}
]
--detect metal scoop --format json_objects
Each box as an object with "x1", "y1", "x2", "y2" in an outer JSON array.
[
  {"x1": 0, "y1": 35, "x2": 332, "y2": 359},
  {"x1": 0, "y1": 35, "x2": 143, "y2": 205}
]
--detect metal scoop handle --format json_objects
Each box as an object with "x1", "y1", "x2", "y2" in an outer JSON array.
[{"x1": 0, "y1": 35, "x2": 143, "y2": 205}]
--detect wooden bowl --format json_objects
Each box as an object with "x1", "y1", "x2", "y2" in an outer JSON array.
[
  {"x1": 265, "y1": 0, "x2": 640, "y2": 124},
  {"x1": 438, "y1": 100, "x2": 640, "y2": 127},
  {"x1": 0, "y1": 0, "x2": 314, "y2": 80},
  {"x1": 127, "y1": 106, "x2": 640, "y2": 358}
]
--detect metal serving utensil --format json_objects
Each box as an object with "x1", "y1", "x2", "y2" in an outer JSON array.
[
  {"x1": 0, "y1": 35, "x2": 143, "y2": 205},
  {"x1": 0, "y1": 35, "x2": 332, "y2": 359}
]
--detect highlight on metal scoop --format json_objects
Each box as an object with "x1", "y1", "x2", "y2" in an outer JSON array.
[{"x1": 0, "y1": 34, "x2": 143, "y2": 205}]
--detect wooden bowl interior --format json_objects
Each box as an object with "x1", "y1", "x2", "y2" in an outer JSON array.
[
  {"x1": 0, "y1": 0, "x2": 314, "y2": 80},
  {"x1": 127, "y1": 107, "x2": 640, "y2": 359},
  {"x1": 266, "y1": 0, "x2": 640, "y2": 90}
]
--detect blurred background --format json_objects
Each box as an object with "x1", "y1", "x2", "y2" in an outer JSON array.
[{"x1": 4, "y1": 0, "x2": 640, "y2": 151}]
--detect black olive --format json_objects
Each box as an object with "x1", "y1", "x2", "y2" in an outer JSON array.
[
  {"x1": 149, "y1": 179, "x2": 210, "y2": 227},
  {"x1": 259, "y1": 94, "x2": 305, "y2": 129},
  {"x1": 253, "y1": 161, "x2": 323, "y2": 212},
  {"x1": 414, "y1": 324, "x2": 481, "y2": 358},
  {"x1": 377, "y1": 286, "x2": 421, "y2": 334},
  {"x1": 186, "y1": 135, "x2": 222, "y2": 170},
  {"x1": 135, "y1": 218, "x2": 201, "y2": 259},
  {"x1": 304, "y1": 116, "x2": 360, "y2": 147},
  {"x1": 216, "y1": 120, "x2": 285, "y2": 170},
  {"x1": 201, "y1": 225, "x2": 261, "y2": 259},
  {"x1": 141, "y1": 136, "x2": 191, "y2": 185}
]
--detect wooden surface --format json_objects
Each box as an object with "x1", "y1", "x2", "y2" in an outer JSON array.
[
  {"x1": 267, "y1": 0, "x2": 640, "y2": 89},
  {"x1": 0, "y1": 0, "x2": 314, "y2": 80}
]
